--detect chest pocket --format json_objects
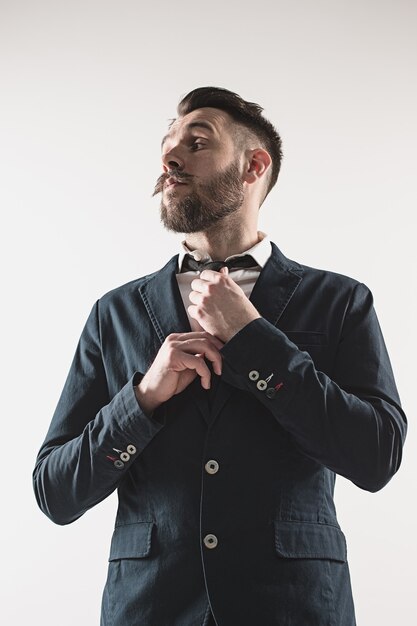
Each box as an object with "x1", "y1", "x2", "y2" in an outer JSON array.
[{"x1": 282, "y1": 331, "x2": 327, "y2": 347}]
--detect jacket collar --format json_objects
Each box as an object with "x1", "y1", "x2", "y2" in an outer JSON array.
[{"x1": 177, "y1": 230, "x2": 271, "y2": 271}]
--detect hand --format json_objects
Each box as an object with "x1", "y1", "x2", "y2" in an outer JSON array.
[
  {"x1": 135, "y1": 331, "x2": 224, "y2": 414},
  {"x1": 188, "y1": 267, "x2": 261, "y2": 342}
]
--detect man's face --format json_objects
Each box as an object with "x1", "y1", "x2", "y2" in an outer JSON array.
[{"x1": 153, "y1": 107, "x2": 245, "y2": 233}]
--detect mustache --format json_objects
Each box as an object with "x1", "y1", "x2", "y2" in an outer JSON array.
[{"x1": 152, "y1": 171, "x2": 193, "y2": 196}]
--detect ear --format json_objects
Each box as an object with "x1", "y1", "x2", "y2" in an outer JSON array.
[{"x1": 243, "y1": 148, "x2": 272, "y2": 185}]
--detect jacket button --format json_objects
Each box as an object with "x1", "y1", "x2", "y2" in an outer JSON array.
[
  {"x1": 114, "y1": 459, "x2": 125, "y2": 469},
  {"x1": 203, "y1": 534, "x2": 218, "y2": 549},
  {"x1": 266, "y1": 387, "x2": 276, "y2": 399},
  {"x1": 256, "y1": 379, "x2": 267, "y2": 391},
  {"x1": 120, "y1": 452, "x2": 130, "y2": 462},
  {"x1": 205, "y1": 460, "x2": 219, "y2": 475},
  {"x1": 249, "y1": 370, "x2": 259, "y2": 381},
  {"x1": 126, "y1": 444, "x2": 137, "y2": 455}
]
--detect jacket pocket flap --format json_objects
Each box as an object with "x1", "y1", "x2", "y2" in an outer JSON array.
[
  {"x1": 274, "y1": 521, "x2": 347, "y2": 562},
  {"x1": 283, "y1": 331, "x2": 327, "y2": 346},
  {"x1": 109, "y1": 522, "x2": 154, "y2": 561}
]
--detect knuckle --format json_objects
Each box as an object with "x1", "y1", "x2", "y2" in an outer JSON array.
[
  {"x1": 165, "y1": 343, "x2": 177, "y2": 358},
  {"x1": 165, "y1": 349, "x2": 174, "y2": 362}
]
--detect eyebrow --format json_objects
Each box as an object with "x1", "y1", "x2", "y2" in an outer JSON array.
[{"x1": 161, "y1": 121, "x2": 216, "y2": 149}]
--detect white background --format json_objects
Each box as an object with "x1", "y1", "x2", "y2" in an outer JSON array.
[{"x1": 1, "y1": 0, "x2": 416, "y2": 624}]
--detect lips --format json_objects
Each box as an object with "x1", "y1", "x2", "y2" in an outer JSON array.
[{"x1": 165, "y1": 177, "x2": 188, "y2": 188}]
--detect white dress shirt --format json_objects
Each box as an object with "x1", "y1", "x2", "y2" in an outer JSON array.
[{"x1": 176, "y1": 231, "x2": 272, "y2": 332}]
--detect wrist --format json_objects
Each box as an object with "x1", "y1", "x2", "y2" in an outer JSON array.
[
  {"x1": 134, "y1": 381, "x2": 161, "y2": 416},
  {"x1": 223, "y1": 313, "x2": 262, "y2": 343}
]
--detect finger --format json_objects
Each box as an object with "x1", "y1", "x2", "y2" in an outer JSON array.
[
  {"x1": 175, "y1": 331, "x2": 225, "y2": 350},
  {"x1": 205, "y1": 335, "x2": 225, "y2": 350},
  {"x1": 192, "y1": 343, "x2": 223, "y2": 376},
  {"x1": 196, "y1": 343, "x2": 223, "y2": 376},
  {"x1": 209, "y1": 336, "x2": 225, "y2": 350},
  {"x1": 190, "y1": 278, "x2": 207, "y2": 292},
  {"x1": 199, "y1": 269, "x2": 222, "y2": 282},
  {"x1": 187, "y1": 303, "x2": 198, "y2": 322},
  {"x1": 173, "y1": 339, "x2": 223, "y2": 375},
  {"x1": 175, "y1": 338, "x2": 223, "y2": 360},
  {"x1": 181, "y1": 353, "x2": 211, "y2": 389},
  {"x1": 175, "y1": 331, "x2": 213, "y2": 340},
  {"x1": 188, "y1": 290, "x2": 202, "y2": 305},
  {"x1": 206, "y1": 350, "x2": 223, "y2": 376}
]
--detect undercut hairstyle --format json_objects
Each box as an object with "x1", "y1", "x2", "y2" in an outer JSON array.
[{"x1": 176, "y1": 86, "x2": 283, "y2": 204}]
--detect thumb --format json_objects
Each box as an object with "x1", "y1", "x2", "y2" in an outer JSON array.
[{"x1": 220, "y1": 266, "x2": 229, "y2": 276}]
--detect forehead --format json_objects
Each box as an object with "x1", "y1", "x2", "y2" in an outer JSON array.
[{"x1": 161, "y1": 107, "x2": 234, "y2": 149}]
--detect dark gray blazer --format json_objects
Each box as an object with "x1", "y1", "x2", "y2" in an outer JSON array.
[{"x1": 33, "y1": 243, "x2": 407, "y2": 626}]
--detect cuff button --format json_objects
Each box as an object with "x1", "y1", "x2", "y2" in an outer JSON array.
[
  {"x1": 120, "y1": 452, "x2": 130, "y2": 462},
  {"x1": 126, "y1": 444, "x2": 137, "y2": 455},
  {"x1": 266, "y1": 387, "x2": 276, "y2": 399},
  {"x1": 256, "y1": 380, "x2": 267, "y2": 391},
  {"x1": 249, "y1": 370, "x2": 260, "y2": 381},
  {"x1": 114, "y1": 459, "x2": 125, "y2": 469}
]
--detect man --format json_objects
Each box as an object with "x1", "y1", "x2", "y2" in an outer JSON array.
[{"x1": 33, "y1": 87, "x2": 407, "y2": 626}]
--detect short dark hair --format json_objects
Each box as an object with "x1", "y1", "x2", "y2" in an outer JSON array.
[{"x1": 177, "y1": 86, "x2": 283, "y2": 202}]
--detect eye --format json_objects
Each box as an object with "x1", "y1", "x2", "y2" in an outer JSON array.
[{"x1": 190, "y1": 139, "x2": 206, "y2": 151}]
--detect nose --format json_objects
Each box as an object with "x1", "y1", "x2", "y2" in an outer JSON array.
[{"x1": 162, "y1": 147, "x2": 184, "y2": 172}]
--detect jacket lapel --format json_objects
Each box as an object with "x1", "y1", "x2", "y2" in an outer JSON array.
[
  {"x1": 210, "y1": 243, "x2": 303, "y2": 421},
  {"x1": 248, "y1": 242, "x2": 303, "y2": 325},
  {"x1": 139, "y1": 255, "x2": 212, "y2": 424},
  {"x1": 139, "y1": 255, "x2": 191, "y2": 342}
]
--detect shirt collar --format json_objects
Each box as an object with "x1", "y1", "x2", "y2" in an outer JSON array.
[{"x1": 177, "y1": 231, "x2": 271, "y2": 272}]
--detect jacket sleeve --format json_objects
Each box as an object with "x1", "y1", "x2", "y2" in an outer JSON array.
[
  {"x1": 32, "y1": 300, "x2": 164, "y2": 525},
  {"x1": 220, "y1": 282, "x2": 407, "y2": 492}
]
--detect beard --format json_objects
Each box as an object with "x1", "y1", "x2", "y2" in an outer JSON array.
[{"x1": 152, "y1": 160, "x2": 245, "y2": 233}]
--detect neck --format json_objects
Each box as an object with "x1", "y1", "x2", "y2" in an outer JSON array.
[{"x1": 184, "y1": 219, "x2": 260, "y2": 261}]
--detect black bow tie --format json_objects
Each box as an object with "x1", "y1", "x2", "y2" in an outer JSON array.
[{"x1": 182, "y1": 254, "x2": 259, "y2": 273}]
